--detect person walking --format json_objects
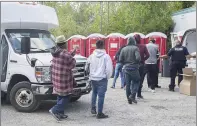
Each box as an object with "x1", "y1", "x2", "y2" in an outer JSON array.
[
  {"x1": 133, "y1": 34, "x2": 149, "y2": 99},
  {"x1": 160, "y1": 39, "x2": 194, "y2": 91},
  {"x1": 85, "y1": 40, "x2": 113, "y2": 119},
  {"x1": 144, "y1": 37, "x2": 159, "y2": 93},
  {"x1": 119, "y1": 37, "x2": 141, "y2": 104},
  {"x1": 49, "y1": 35, "x2": 78, "y2": 121},
  {"x1": 111, "y1": 45, "x2": 126, "y2": 89}
]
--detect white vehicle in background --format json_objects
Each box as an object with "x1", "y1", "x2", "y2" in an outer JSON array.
[
  {"x1": 171, "y1": 7, "x2": 196, "y2": 47},
  {"x1": 1, "y1": 2, "x2": 91, "y2": 112},
  {"x1": 181, "y1": 28, "x2": 196, "y2": 71}
]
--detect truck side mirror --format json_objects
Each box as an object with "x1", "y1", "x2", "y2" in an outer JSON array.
[{"x1": 21, "y1": 37, "x2": 30, "y2": 54}]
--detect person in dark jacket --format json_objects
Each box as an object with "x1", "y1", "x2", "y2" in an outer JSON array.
[
  {"x1": 111, "y1": 45, "x2": 126, "y2": 89},
  {"x1": 160, "y1": 39, "x2": 194, "y2": 91},
  {"x1": 119, "y1": 37, "x2": 141, "y2": 104},
  {"x1": 49, "y1": 35, "x2": 78, "y2": 121},
  {"x1": 133, "y1": 34, "x2": 149, "y2": 99}
]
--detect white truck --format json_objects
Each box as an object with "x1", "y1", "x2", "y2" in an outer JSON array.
[{"x1": 1, "y1": 2, "x2": 91, "y2": 112}]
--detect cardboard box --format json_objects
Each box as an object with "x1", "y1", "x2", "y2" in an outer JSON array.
[{"x1": 179, "y1": 68, "x2": 196, "y2": 96}]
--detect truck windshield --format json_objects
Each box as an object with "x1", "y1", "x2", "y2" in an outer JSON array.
[{"x1": 5, "y1": 29, "x2": 56, "y2": 53}]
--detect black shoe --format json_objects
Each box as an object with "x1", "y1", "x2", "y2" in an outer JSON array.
[
  {"x1": 155, "y1": 85, "x2": 161, "y2": 88},
  {"x1": 137, "y1": 95, "x2": 144, "y2": 99},
  {"x1": 49, "y1": 109, "x2": 61, "y2": 121},
  {"x1": 128, "y1": 100, "x2": 132, "y2": 104},
  {"x1": 91, "y1": 107, "x2": 97, "y2": 114},
  {"x1": 97, "y1": 113, "x2": 109, "y2": 119},
  {"x1": 169, "y1": 88, "x2": 175, "y2": 92},
  {"x1": 121, "y1": 87, "x2": 124, "y2": 89},
  {"x1": 59, "y1": 113, "x2": 68, "y2": 119},
  {"x1": 129, "y1": 95, "x2": 137, "y2": 104},
  {"x1": 111, "y1": 86, "x2": 115, "y2": 89}
]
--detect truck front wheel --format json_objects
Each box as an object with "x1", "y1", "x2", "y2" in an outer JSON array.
[{"x1": 10, "y1": 81, "x2": 40, "y2": 112}]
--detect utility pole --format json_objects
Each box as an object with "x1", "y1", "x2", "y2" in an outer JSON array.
[
  {"x1": 107, "y1": 2, "x2": 109, "y2": 34},
  {"x1": 100, "y1": 2, "x2": 103, "y2": 33}
]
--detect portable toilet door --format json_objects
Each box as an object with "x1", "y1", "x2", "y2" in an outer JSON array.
[
  {"x1": 125, "y1": 32, "x2": 146, "y2": 44},
  {"x1": 86, "y1": 33, "x2": 106, "y2": 57},
  {"x1": 145, "y1": 32, "x2": 167, "y2": 72},
  {"x1": 67, "y1": 35, "x2": 86, "y2": 56},
  {"x1": 106, "y1": 33, "x2": 126, "y2": 67}
]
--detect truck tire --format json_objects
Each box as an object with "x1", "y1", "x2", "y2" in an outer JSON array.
[
  {"x1": 10, "y1": 81, "x2": 40, "y2": 112},
  {"x1": 70, "y1": 96, "x2": 81, "y2": 102}
]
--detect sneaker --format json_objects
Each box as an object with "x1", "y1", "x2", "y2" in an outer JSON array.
[
  {"x1": 151, "y1": 90, "x2": 155, "y2": 93},
  {"x1": 91, "y1": 107, "x2": 97, "y2": 115},
  {"x1": 137, "y1": 95, "x2": 144, "y2": 99},
  {"x1": 49, "y1": 109, "x2": 61, "y2": 121},
  {"x1": 155, "y1": 85, "x2": 161, "y2": 88},
  {"x1": 128, "y1": 100, "x2": 132, "y2": 104},
  {"x1": 129, "y1": 95, "x2": 137, "y2": 104},
  {"x1": 169, "y1": 88, "x2": 175, "y2": 92},
  {"x1": 97, "y1": 113, "x2": 109, "y2": 119},
  {"x1": 148, "y1": 88, "x2": 152, "y2": 92},
  {"x1": 111, "y1": 86, "x2": 115, "y2": 89},
  {"x1": 59, "y1": 113, "x2": 68, "y2": 119}
]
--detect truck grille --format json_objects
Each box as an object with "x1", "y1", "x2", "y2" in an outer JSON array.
[{"x1": 73, "y1": 62, "x2": 87, "y2": 87}]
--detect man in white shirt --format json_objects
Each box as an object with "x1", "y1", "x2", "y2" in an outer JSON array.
[{"x1": 85, "y1": 40, "x2": 113, "y2": 119}]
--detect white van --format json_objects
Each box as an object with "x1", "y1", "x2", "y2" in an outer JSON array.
[
  {"x1": 1, "y1": 2, "x2": 91, "y2": 112},
  {"x1": 181, "y1": 28, "x2": 196, "y2": 71}
]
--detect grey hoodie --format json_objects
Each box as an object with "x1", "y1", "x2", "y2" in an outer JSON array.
[
  {"x1": 119, "y1": 37, "x2": 141, "y2": 69},
  {"x1": 86, "y1": 49, "x2": 113, "y2": 81}
]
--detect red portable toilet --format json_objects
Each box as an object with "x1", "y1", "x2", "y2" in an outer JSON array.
[
  {"x1": 67, "y1": 35, "x2": 86, "y2": 56},
  {"x1": 125, "y1": 32, "x2": 146, "y2": 44},
  {"x1": 105, "y1": 33, "x2": 126, "y2": 68},
  {"x1": 86, "y1": 33, "x2": 106, "y2": 57},
  {"x1": 145, "y1": 32, "x2": 167, "y2": 72}
]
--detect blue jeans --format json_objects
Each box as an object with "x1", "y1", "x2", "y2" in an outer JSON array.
[
  {"x1": 91, "y1": 78, "x2": 108, "y2": 114},
  {"x1": 112, "y1": 63, "x2": 124, "y2": 87},
  {"x1": 124, "y1": 69, "x2": 140, "y2": 99},
  {"x1": 51, "y1": 95, "x2": 69, "y2": 114}
]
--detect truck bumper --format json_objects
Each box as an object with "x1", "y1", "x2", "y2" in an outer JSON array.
[{"x1": 31, "y1": 82, "x2": 92, "y2": 100}]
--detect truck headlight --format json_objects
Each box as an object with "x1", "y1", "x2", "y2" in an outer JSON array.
[{"x1": 35, "y1": 67, "x2": 51, "y2": 83}]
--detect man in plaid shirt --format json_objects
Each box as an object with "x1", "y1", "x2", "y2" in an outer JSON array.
[{"x1": 49, "y1": 35, "x2": 78, "y2": 121}]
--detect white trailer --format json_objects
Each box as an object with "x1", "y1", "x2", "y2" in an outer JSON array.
[
  {"x1": 1, "y1": 2, "x2": 91, "y2": 112},
  {"x1": 171, "y1": 7, "x2": 196, "y2": 47}
]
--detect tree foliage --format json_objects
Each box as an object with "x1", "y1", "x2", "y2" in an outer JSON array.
[{"x1": 43, "y1": 1, "x2": 193, "y2": 42}]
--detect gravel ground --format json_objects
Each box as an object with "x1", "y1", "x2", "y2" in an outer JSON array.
[{"x1": 1, "y1": 76, "x2": 196, "y2": 126}]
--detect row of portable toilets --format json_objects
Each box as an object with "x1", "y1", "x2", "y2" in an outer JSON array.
[{"x1": 67, "y1": 32, "x2": 167, "y2": 68}]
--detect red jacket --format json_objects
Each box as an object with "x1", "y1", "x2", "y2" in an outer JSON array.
[{"x1": 136, "y1": 44, "x2": 150, "y2": 64}]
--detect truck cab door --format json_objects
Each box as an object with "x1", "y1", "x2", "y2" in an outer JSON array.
[{"x1": 0, "y1": 35, "x2": 9, "y2": 82}]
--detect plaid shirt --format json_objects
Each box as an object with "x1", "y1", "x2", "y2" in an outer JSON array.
[{"x1": 51, "y1": 49, "x2": 76, "y2": 96}]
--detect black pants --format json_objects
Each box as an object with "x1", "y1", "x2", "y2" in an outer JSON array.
[
  {"x1": 144, "y1": 64, "x2": 158, "y2": 90},
  {"x1": 137, "y1": 63, "x2": 145, "y2": 97},
  {"x1": 169, "y1": 61, "x2": 185, "y2": 89}
]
